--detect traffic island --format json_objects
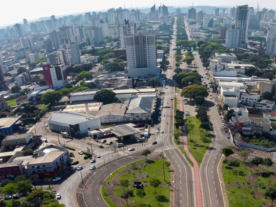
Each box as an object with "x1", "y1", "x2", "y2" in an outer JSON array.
[{"x1": 102, "y1": 156, "x2": 172, "y2": 207}]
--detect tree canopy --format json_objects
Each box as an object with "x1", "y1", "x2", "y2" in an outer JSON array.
[
  {"x1": 75, "y1": 71, "x2": 93, "y2": 81},
  {"x1": 181, "y1": 85, "x2": 208, "y2": 100},
  {"x1": 41, "y1": 91, "x2": 62, "y2": 105},
  {"x1": 93, "y1": 89, "x2": 116, "y2": 104},
  {"x1": 11, "y1": 84, "x2": 21, "y2": 93},
  {"x1": 222, "y1": 147, "x2": 234, "y2": 157}
]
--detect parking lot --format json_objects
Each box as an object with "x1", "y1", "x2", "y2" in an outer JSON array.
[{"x1": 183, "y1": 99, "x2": 197, "y2": 116}]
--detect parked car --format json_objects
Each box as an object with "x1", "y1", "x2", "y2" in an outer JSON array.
[
  {"x1": 13, "y1": 194, "x2": 20, "y2": 199},
  {"x1": 99, "y1": 145, "x2": 104, "y2": 148},
  {"x1": 90, "y1": 158, "x2": 96, "y2": 163},
  {"x1": 78, "y1": 151, "x2": 83, "y2": 155},
  {"x1": 56, "y1": 193, "x2": 61, "y2": 199},
  {"x1": 76, "y1": 166, "x2": 83, "y2": 171},
  {"x1": 156, "y1": 128, "x2": 160, "y2": 133},
  {"x1": 128, "y1": 147, "x2": 135, "y2": 151},
  {"x1": 107, "y1": 141, "x2": 113, "y2": 145},
  {"x1": 90, "y1": 166, "x2": 96, "y2": 170},
  {"x1": 87, "y1": 141, "x2": 92, "y2": 145},
  {"x1": 97, "y1": 154, "x2": 101, "y2": 158},
  {"x1": 152, "y1": 141, "x2": 157, "y2": 145},
  {"x1": 53, "y1": 177, "x2": 61, "y2": 182},
  {"x1": 102, "y1": 140, "x2": 106, "y2": 143},
  {"x1": 4, "y1": 195, "x2": 12, "y2": 200}
]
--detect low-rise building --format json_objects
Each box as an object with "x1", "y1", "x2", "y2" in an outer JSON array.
[
  {"x1": 231, "y1": 116, "x2": 271, "y2": 135},
  {"x1": 2, "y1": 133, "x2": 31, "y2": 150},
  {"x1": 215, "y1": 53, "x2": 237, "y2": 63},
  {"x1": 229, "y1": 107, "x2": 249, "y2": 118},
  {"x1": 96, "y1": 103, "x2": 127, "y2": 124},
  {"x1": 23, "y1": 145, "x2": 69, "y2": 178},
  {"x1": 240, "y1": 93, "x2": 261, "y2": 105},
  {"x1": 0, "y1": 116, "x2": 22, "y2": 136},
  {"x1": 254, "y1": 100, "x2": 275, "y2": 111},
  {"x1": 48, "y1": 111, "x2": 101, "y2": 136}
]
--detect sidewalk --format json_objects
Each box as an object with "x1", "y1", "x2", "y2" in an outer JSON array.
[{"x1": 177, "y1": 92, "x2": 203, "y2": 207}]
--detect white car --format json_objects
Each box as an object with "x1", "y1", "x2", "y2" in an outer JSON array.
[
  {"x1": 87, "y1": 141, "x2": 92, "y2": 145},
  {"x1": 128, "y1": 147, "x2": 135, "y2": 151},
  {"x1": 45, "y1": 124, "x2": 48, "y2": 127},
  {"x1": 78, "y1": 151, "x2": 83, "y2": 155},
  {"x1": 90, "y1": 166, "x2": 96, "y2": 170},
  {"x1": 97, "y1": 154, "x2": 101, "y2": 158},
  {"x1": 56, "y1": 193, "x2": 61, "y2": 199},
  {"x1": 156, "y1": 128, "x2": 160, "y2": 133},
  {"x1": 76, "y1": 166, "x2": 83, "y2": 171},
  {"x1": 53, "y1": 177, "x2": 61, "y2": 182},
  {"x1": 90, "y1": 159, "x2": 96, "y2": 163}
]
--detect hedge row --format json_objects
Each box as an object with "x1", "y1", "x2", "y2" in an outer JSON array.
[
  {"x1": 71, "y1": 161, "x2": 79, "y2": 165},
  {"x1": 66, "y1": 146, "x2": 75, "y2": 151}
]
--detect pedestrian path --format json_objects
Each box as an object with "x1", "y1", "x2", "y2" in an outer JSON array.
[{"x1": 178, "y1": 92, "x2": 203, "y2": 207}]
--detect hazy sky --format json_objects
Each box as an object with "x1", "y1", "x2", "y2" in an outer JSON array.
[{"x1": 0, "y1": 0, "x2": 274, "y2": 27}]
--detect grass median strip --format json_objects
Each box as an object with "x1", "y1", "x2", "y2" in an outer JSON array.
[
  {"x1": 186, "y1": 117, "x2": 210, "y2": 165},
  {"x1": 178, "y1": 146, "x2": 194, "y2": 167}
]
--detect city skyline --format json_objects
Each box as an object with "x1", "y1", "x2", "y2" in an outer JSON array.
[{"x1": 0, "y1": 0, "x2": 275, "y2": 28}]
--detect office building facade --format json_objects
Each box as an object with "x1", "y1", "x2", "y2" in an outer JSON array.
[
  {"x1": 226, "y1": 28, "x2": 242, "y2": 48},
  {"x1": 119, "y1": 20, "x2": 137, "y2": 48},
  {"x1": 235, "y1": 5, "x2": 249, "y2": 46},
  {"x1": 266, "y1": 31, "x2": 276, "y2": 55},
  {"x1": 42, "y1": 64, "x2": 67, "y2": 88}
]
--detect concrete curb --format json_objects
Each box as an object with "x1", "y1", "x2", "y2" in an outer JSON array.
[{"x1": 218, "y1": 155, "x2": 230, "y2": 207}]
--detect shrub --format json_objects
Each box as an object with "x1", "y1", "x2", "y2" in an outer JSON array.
[
  {"x1": 239, "y1": 171, "x2": 245, "y2": 176},
  {"x1": 228, "y1": 160, "x2": 240, "y2": 167},
  {"x1": 223, "y1": 159, "x2": 229, "y2": 164},
  {"x1": 155, "y1": 195, "x2": 169, "y2": 202},
  {"x1": 84, "y1": 154, "x2": 91, "y2": 159},
  {"x1": 66, "y1": 146, "x2": 75, "y2": 151},
  {"x1": 69, "y1": 152, "x2": 74, "y2": 157},
  {"x1": 71, "y1": 161, "x2": 79, "y2": 165},
  {"x1": 225, "y1": 166, "x2": 232, "y2": 169}
]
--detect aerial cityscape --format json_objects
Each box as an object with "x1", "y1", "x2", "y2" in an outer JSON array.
[{"x1": 0, "y1": 1, "x2": 276, "y2": 207}]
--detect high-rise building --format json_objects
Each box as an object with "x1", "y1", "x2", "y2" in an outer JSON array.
[
  {"x1": 0, "y1": 52, "x2": 5, "y2": 87},
  {"x1": 220, "y1": 26, "x2": 228, "y2": 39},
  {"x1": 197, "y1": 11, "x2": 204, "y2": 22},
  {"x1": 248, "y1": 15, "x2": 260, "y2": 30},
  {"x1": 49, "y1": 30, "x2": 62, "y2": 49},
  {"x1": 215, "y1": 8, "x2": 220, "y2": 16},
  {"x1": 125, "y1": 32, "x2": 159, "y2": 78},
  {"x1": 60, "y1": 42, "x2": 81, "y2": 65},
  {"x1": 14, "y1": 23, "x2": 23, "y2": 38},
  {"x1": 51, "y1": 15, "x2": 56, "y2": 28},
  {"x1": 249, "y1": 7, "x2": 255, "y2": 16},
  {"x1": 20, "y1": 36, "x2": 35, "y2": 52},
  {"x1": 108, "y1": 8, "x2": 116, "y2": 24},
  {"x1": 230, "y1": 7, "x2": 236, "y2": 17},
  {"x1": 158, "y1": 5, "x2": 169, "y2": 16},
  {"x1": 222, "y1": 9, "x2": 225, "y2": 16},
  {"x1": 99, "y1": 21, "x2": 109, "y2": 38},
  {"x1": 23, "y1": 19, "x2": 30, "y2": 32},
  {"x1": 235, "y1": 5, "x2": 249, "y2": 46},
  {"x1": 92, "y1": 27, "x2": 103, "y2": 46},
  {"x1": 29, "y1": 53, "x2": 38, "y2": 64},
  {"x1": 44, "y1": 38, "x2": 53, "y2": 53},
  {"x1": 188, "y1": 8, "x2": 196, "y2": 19},
  {"x1": 176, "y1": 8, "x2": 181, "y2": 15},
  {"x1": 59, "y1": 26, "x2": 73, "y2": 44},
  {"x1": 203, "y1": 17, "x2": 213, "y2": 29},
  {"x1": 46, "y1": 51, "x2": 65, "y2": 65},
  {"x1": 266, "y1": 31, "x2": 276, "y2": 55},
  {"x1": 263, "y1": 10, "x2": 276, "y2": 22},
  {"x1": 42, "y1": 64, "x2": 67, "y2": 88},
  {"x1": 119, "y1": 20, "x2": 137, "y2": 48},
  {"x1": 226, "y1": 28, "x2": 242, "y2": 48}
]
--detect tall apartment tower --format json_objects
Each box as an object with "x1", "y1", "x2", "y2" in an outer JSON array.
[
  {"x1": 42, "y1": 64, "x2": 67, "y2": 89},
  {"x1": 230, "y1": 7, "x2": 236, "y2": 17},
  {"x1": 0, "y1": 52, "x2": 5, "y2": 87},
  {"x1": 215, "y1": 8, "x2": 220, "y2": 16},
  {"x1": 226, "y1": 28, "x2": 242, "y2": 48},
  {"x1": 265, "y1": 31, "x2": 276, "y2": 55},
  {"x1": 125, "y1": 32, "x2": 159, "y2": 78},
  {"x1": 119, "y1": 20, "x2": 137, "y2": 48},
  {"x1": 59, "y1": 26, "x2": 73, "y2": 44},
  {"x1": 197, "y1": 11, "x2": 204, "y2": 22},
  {"x1": 188, "y1": 8, "x2": 196, "y2": 20},
  {"x1": 49, "y1": 30, "x2": 62, "y2": 49},
  {"x1": 14, "y1": 24, "x2": 23, "y2": 38},
  {"x1": 20, "y1": 36, "x2": 35, "y2": 52},
  {"x1": 235, "y1": 5, "x2": 249, "y2": 46}
]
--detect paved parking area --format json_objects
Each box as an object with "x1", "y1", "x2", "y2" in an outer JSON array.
[{"x1": 183, "y1": 100, "x2": 197, "y2": 116}]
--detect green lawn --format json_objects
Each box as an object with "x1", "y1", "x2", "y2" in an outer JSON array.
[
  {"x1": 36, "y1": 104, "x2": 48, "y2": 110},
  {"x1": 5, "y1": 198, "x2": 26, "y2": 206},
  {"x1": 222, "y1": 161, "x2": 272, "y2": 207},
  {"x1": 115, "y1": 186, "x2": 170, "y2": 207},
  {"x1": 226, "y1": 186, "x2": 268, "y2": 207},
  {"x1": 117, "y1": 159, "x2": 170, "y2": 183},
  {"x1": 6, "y1": 99, "x2": 16, "y2": 106},
  {"x1": 186, "y1": 117, "x2": 210, "y2": 165}
]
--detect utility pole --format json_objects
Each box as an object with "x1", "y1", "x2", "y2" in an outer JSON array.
[{"x1": 80, "y1": 170, "x2": 84, "y2": 185}]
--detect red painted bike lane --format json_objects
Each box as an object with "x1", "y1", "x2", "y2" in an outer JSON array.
[{"x1": 177, "y1": 91, "x2": 203, "y2": 207}]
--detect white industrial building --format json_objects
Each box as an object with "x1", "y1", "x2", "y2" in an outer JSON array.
[
  {"x1": 125, "y1": 32, "x2": 160, "y2": 78},
  {"x1": 214, "y1": 53, "x2": 237, "y2": 63},
  {"x1": 240, "y1": 93, "x2": 261, "y2": 105},
  {"x1": 48, "y1": 110, "x2": 101, "y2": 136},
  {"x1": 229, "y1": 107, "x2": 249, "y2": 118},
  {"x1": 96, "y1": 103, "x2": 127, "y2": 124},
  {"x1": 70, "y1": 90, "x2": 97, "y2": 103}
]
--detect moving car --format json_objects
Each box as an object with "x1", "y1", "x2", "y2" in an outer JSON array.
[
  {"x1": 56, "y1": 193, "x2": 61, "y2": 199},
  {"x1": 90, "y1": 166, "x2": 96, "y2": 170}
]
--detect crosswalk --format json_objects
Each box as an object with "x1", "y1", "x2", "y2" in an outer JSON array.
[{"x1": 152, "y1": 146, "x2": 178, "y2": 154}]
